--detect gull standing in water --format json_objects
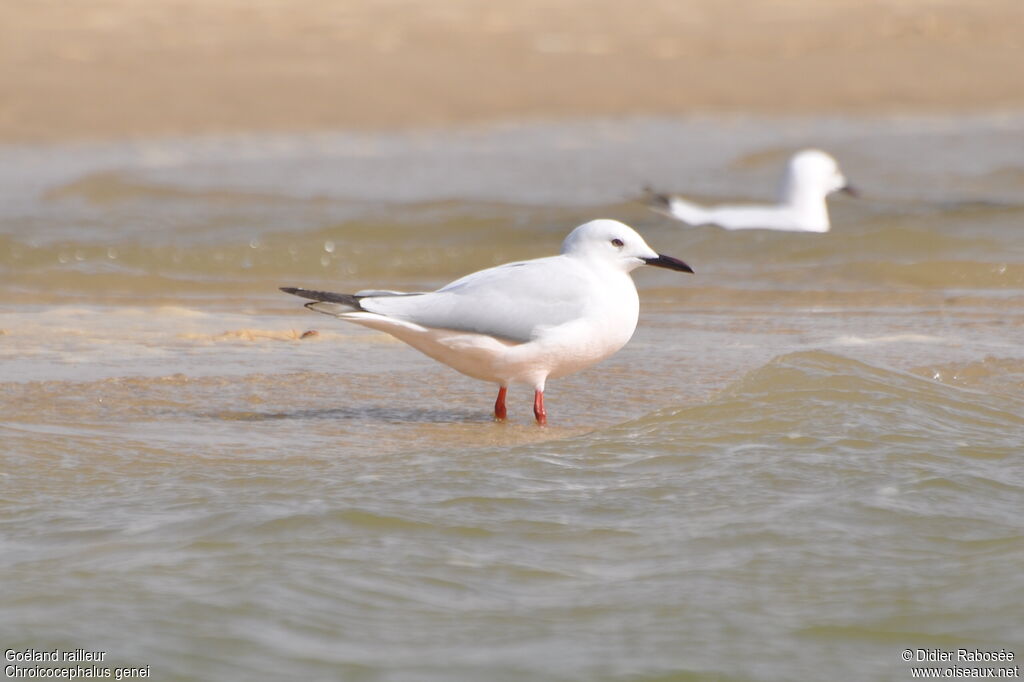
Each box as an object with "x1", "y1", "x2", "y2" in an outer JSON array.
[
  {"x1": 281, "y1": 219, "x2": 693, "y2": 425},
  {"x1": 646, "y1": 149, "x2": 857, "y2": 233}
]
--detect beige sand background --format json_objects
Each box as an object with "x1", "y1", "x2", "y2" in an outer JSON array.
[{"x1": 1, "y1": 0, "x2": 1022, "y2": 143}]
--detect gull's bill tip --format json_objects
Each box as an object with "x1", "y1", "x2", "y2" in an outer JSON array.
[
  {"x1": 841, "y1": 184, "x2": 860, "y2": 198},
  {"x1": 643, "y1": 254, "x2": 694, "y2": 274}
]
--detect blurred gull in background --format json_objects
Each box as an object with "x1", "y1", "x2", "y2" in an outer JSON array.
[{"x1": 646, "y1": 148, "x2": 857, "y2": 233}]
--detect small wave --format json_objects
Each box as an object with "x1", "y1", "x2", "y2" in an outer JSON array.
[
  {"x1": 43, "y1": 171, "x2": 301, "y2": 206},
  {"x1": 913, "y1": 355, "x2": 1024, "y2": 397},
  {"x1": 830, "y1": 333, "x2": 947, "y2": 347},
  {"x1": 556, "y1": 350, "x2": 1024, "y2": 460}
]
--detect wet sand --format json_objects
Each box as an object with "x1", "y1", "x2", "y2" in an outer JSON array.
[{"x1": 2, "y1": 0, "x2": 1023, "y2": 142}]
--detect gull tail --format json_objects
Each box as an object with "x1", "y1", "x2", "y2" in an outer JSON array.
[
  {"x1": 280, "y1": 287, "x2": 363, "y2": 317},
  {"x1": 642, "y1": 187, "x2": 710, "y2": 226},
  {"x1": 642, "y1": 186, "x2": 674, "y2": 213}
]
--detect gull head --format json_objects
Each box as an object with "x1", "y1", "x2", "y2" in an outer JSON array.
[
  {"x1": 561, "y1": 219, "x2": 693, "y2": 274},
  {"x1": 787, "y1": 149, "x2": 857, "y2": 198}
]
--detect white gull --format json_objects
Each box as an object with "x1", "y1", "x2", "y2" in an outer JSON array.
[
  {"x1": 281, "y1": 219, "x2": 692, "y2": 425},
  {"x1": 646, "y1": 149, "x2": 857, "y2": 233}
]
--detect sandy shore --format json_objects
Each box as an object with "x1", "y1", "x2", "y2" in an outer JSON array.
[{"x1": 1, "y1": 0, "x2": 1022, "y2": 142}]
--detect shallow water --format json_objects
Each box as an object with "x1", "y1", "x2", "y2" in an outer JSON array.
[{"x1": 2, "y1": 116, "x2": 1023, "y2": 681}]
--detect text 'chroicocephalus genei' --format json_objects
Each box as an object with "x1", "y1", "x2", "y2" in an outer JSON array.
[
  {"x1": 646, "y1": 149, "x2": 857, "y2": 233},
  {"x1": 281, "y1": 219, "x2": 693, "y2": 425}
]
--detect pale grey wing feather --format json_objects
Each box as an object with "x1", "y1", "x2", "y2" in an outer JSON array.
[{"x1": 360, "y1": 256, "x2": 591, "y2": 343}]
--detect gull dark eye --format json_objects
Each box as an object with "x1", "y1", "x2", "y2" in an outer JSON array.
[{"x1": 611, "y1": 238, "x2": 624, "y2": 248}]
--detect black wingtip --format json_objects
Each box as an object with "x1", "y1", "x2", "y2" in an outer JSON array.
[
  {"x1": 280, "y1": 287, "x2": 363, "y2": 308},
  {"x1": 642, "y1": 186, "x2": 673, "y2": 210}
]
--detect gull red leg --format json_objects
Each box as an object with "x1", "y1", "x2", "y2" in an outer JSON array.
[
  {"x1": 533, "y1": 389, "x2": 547, "y2": 426},
  {"x1": 494, "y1": 386, "x2": 508, "y2": 421}
]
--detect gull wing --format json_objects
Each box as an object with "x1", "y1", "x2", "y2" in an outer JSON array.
[{"x1": 360, "y1": 256, "x2": 592, "y2": 343}]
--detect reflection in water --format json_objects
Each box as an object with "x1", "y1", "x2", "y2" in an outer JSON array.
[{"x1": 210, "y1": 405, "x2": 487, "y2": 424}]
